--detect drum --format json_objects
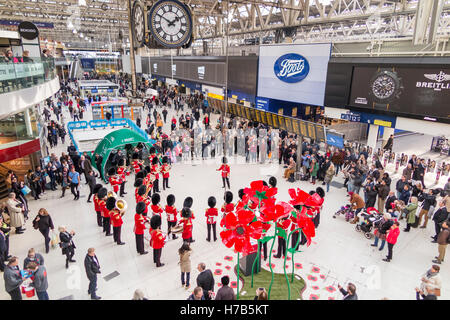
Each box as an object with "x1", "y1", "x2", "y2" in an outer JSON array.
[{"x1": 170, "y1": 225, "x2": 184, "y2": 234}]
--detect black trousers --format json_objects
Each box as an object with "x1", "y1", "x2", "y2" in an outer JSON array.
[
  {"x1": 387, "y1": 243, "x2": 394, "y2": 260},
  {"x1": 88, "y1": 275, "x2": 97, "y2": 298},
  {"x1": 0, "y1": 250, "x2": 5, "y2": 271},
  {"x1": 120, "y1": 182, "x2": 126, "y2": 196},
  {"x1": 153, "y1": 179, "x2": 159, "y2": 193},
  {"x1": 8, "y1": 287, "x2": 22, "y2": 300},
  {"x1": 259, "y1": 241, "x2": 268, "y2": 260},
  {"x1": 291, "y1": 232, "x2": 300, "y2": 251},
  {"x1": 103, "y1": 217, "x2": 111, "y2": 235},
  {"x1": 87, "y1": 185, "x2": 94, "y2": 201},
  {"x1": 65, "y1": 247, "x2": 75, "y2": 266},
  {"x1": 206, "y1": 223, "x2": 217, "y2": 241},
  {"x1": 222, "y1": 177, "x2": 230, "y2": 189},
  {"x1": 135, "y1": 234, "x2": 145, "y2": 254},
  {"x1": 433, "y1": 222, "x2": 442, "y2": 241},
  {"x1": 70, "y1": 183, "x2": 79, "y2": 199},
  {"x1": 153, "y1": 248, "x2": 162, "y2": 266},
  {"x1": 40, "y1": 228, "x2": 50, "y2": 253},
  {"x1": 167, "y1": 221, "x2": 177, "y2": 239},
  {"x1": 113, "y1": 226, "x2": 122, "y2": 244},
  {"x1": 96, "y1": 211, "x2": 102, "y2": 227},
  {"x1": 163, "y1": 178, "x2": 169, "y2": 190},
  {"x1": 275, "y1": 237, "x2": 287, "y2": 257}
]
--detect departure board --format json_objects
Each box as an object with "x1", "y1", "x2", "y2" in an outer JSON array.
[
  {"x1": 266, "y1": 112, "x2": 273, "y2": 126},
  {"x1": 299, "y1": 121, "x2": 307, "y2": 136},
  {"x1": 255, "y1": 110, "x2": 261, "y2": 123},
  {"x1": 307, "y1": 123, "x2": 316, "y2": 140},
  {"x1": 277, "y1": 115, "x2": 286, "y2": 130},
  {"x1": 315, "y1": 124, "x2": 326, "y2": 142},
  {"x1": 271, "y1": 113, "x2": 278, "y2": 128},
  {"x1": 260, "y1": 111, "x2": 267, "y2": 125},
  {"x1": 285, "y1": 117, "x2": 293, "y2": 133},
  {"x1": 292, "y1": 119, "x2": 300, "y2": 135}
]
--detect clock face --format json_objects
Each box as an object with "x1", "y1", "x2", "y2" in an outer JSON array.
[
  {"x1": 371, "y1": 74, "x2": 396, "y2": 100},
  {"x1": 148, "y1": 0, "x2": 192, "y2": 48},
  {"x1": 132, "y1": 1, "x2": 145, "y2": 48}
]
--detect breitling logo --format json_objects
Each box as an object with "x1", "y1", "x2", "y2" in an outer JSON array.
[{"x1": 417, "y1": 71, "x2": 450, "y2": 91}]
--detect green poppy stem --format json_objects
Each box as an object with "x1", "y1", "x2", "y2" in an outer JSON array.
[
  {"x1": 291, "y1": 229, "x2": 302, "y2": 283},
  {"x1": 267, "y1": 234, "x2": 277, "y2": 300},
  {"x1": 237, "y1": 252, "x2": 240, "y2": 300},
  {"x1": 251, "y1": 201, "x2": 263, "y2": 288}
]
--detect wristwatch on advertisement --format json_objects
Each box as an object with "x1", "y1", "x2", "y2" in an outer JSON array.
[{"x1": 368, "y1": 68, "x2": 403, "y2": 108}]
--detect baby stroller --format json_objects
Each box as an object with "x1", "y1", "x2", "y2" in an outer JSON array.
[
  {"x1": 355, "y1": 207, "x2": 383, "y2": 239},
  {"x1": 333, "y1": 205, "x2": 355, "y2": 222}
]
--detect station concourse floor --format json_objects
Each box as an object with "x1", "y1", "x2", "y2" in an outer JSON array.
[{"x1": 1, "y1": 97, "x2": 449, "y2": 301}]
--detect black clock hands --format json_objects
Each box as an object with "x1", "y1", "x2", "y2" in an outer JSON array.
[{"x1": 158, "y1": 14, "x2": 173, "y2": 25}]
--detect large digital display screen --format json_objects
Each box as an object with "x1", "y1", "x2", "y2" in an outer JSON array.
[
  {"x1": 257, "y1": 43, "x2": 332, "y2": 106},
  {"x1": 349, "y1": 66, "x2": 450, "y2": 120}
]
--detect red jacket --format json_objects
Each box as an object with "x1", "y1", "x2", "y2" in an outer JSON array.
[
  {"x1": 276, "y1": 219, "x2": 291, "y2": 238},
  {"x1": 386, "y1": 227, "x2": 400, "y2": 244},
  {"x1": 109, "y1": 175, "x2": 122, "y2": 193},
  {"x1": 132, "y1": 160, "x2": 141, "y2": 173},
  {"x1": 151, "y1": 205, "x2": 163, "y2": 217},
  {"x1": 165, "y1": 205, "x2": 177, "y2": 222},
  {"x1": 93, "y1": 195, "x2": 100, "y2": 212},
  {"x1": 150, "y1": 229, "x2": 165, "y2": 249},
  {"x1": 117, "y1": 167, "x2": 126, "y2": 181},
  {"x1": 136, "y1": 194, "x2": 150, "y2": 214},
  {"x1": 205, "y1": 208, "x2": 218, "y2": 224},
  {"x1": 218, "y1": 164, "x2": 230, "y2": 178},
  {"x1": 134, "y1": 213, "x2": 147, "y2": 234},
  {"x1": 180, "y1": 218, "x2": 193, "y2": 239},
  {"x1": 99, "y1": 200, "x2": 109, "y2": 218},
  {"x1": 110, "y1": 210, "x2": 123, "y2": 227},
  {"x1": 151, "y1": 164, "x2": 160, "y2": 180},
  {"x1": 161, "y1": 164, "x2": 170, "y2": 179},
  {"x1": 221, "y1": 203, "x2": 234, "y2": 213}
]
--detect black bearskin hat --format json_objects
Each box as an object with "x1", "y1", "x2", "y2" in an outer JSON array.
[
  {"x1": 93, "y1": 184, "x2": 103, "y2": 195},
  {"x1": 222, "y1": 157, "x2": 228, "y2": 164},
  {"x1": 269, "y1": 176, "x2": 277, "y2": 188},
  {"x1": 108, "y1": 167, "x2": 116, "y2": 176},
  {"x1": 136, "y1": 201, "x2": 146, "y2": 215},
  {"x1": 238, "y1": 189, "x2": 245, "y2": 200},
  {"x1": 118, "y1": 158, "x2": 125, "y2": 167},
  {"x1": 315, "y1": 187, "x2": 325, "y2": 199},
  {"x1": 144, "y1": 165, "x2": 151, "y2": 174},
  {"x1": 97, "y1": 187, "x2": 108, "y2": 199},
  {"x1": 183, "y1": 197, "x2": 193, "y2": 208},
  {"x1": 181, "y1": 207, "x2": 192, "y2": 218},
  {"x1": 167, "y1": 194, "x2": 175, "y2": 206},
  {"x1": 134, "y1": 178, "x2": 143, "y2": 188},
  {"x1": 162, "y1": 156, "x2": 168, "y2": 164},
  {"x1": 138, "y1": 185, "x2": 147, "y2": 196},
  {"x1": 149, "y1": 147, "x2": 156, "y2": 154},
  {"x1": 224, "y1": 191, "x2": 233, "y2": 204},
  {"x1": 152, "y1": 156, "x2": 159, "y2": 165},
  {"x1": 151, "y1": 193, "x2": 160, "y2": 205},
  {"x1": 106, "y1": 197, "x2": 116, "y2": 210},
  {"x1": 132, "y1": 152, "x2": 139, "y2": 160},
  {"x1": 308, "y1": 190, "x2": 315, "y2": 195},
  {"x1": 150, "y1": 214, "x2": 162, "y2": 229},
  {"x1": 135, "y1": 171, "x2": 145, "y2": 180},
  {"x1": 208, "y1": 196, "x2": 216, "y2": 208},
  {"x1": 262, "y1": 180, "x2": 268, "y2": 187}
]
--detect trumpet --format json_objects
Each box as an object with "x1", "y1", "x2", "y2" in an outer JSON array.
[
  {"x1": 107, "y1": 190, "x2": 117, "y2": 198},
  {"x1": 116, "y1": 199, "x2": 127, "y2": 215}
]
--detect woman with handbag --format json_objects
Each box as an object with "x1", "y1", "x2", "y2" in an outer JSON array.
[
  {"x1": 33, "y1": 208, "x2": 54, "y2": 254},
  {"x1": 60, "y1": 167, "x2": 69, "y2": 198},
  {"x1": 371, "y1": 213, "x2": 393, "y2": 251},
  {"x1": 58, "y1": 226, "x2": 76, "y2": 269}
]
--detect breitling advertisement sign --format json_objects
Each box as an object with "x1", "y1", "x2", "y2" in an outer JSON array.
[{"x1": 350, "y1": 66, "x2": 450, "y2": 120}]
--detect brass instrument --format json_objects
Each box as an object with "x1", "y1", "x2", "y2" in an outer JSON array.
[
  {"x1": 116, "y1": 199, "x2": 127, "y2": 215},
  {"x1": 107, "y1": 190, "x2": 117, "y2": 198}
]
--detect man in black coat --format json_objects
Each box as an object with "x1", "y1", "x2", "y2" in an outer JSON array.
[
  {"x1": 338, "y1": 283, "x2": 358, "y2": 300},
  {"x1": 196, "y1": 262, "x2": 215, "y2": 300},
  {"x1": 431, "y1": 201, "x2": 449, "y2": 242},
  {"x1": 84, "y1": 247, "x2": 101, "y2": 300}
]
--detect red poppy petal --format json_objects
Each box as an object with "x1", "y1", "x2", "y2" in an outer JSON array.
[
  {"x1": 237, "y1": 209, "x2": 255, "y2": 226},
  {"x1": 225, "y1": 212, "x2": 237, "y2": 228},
  {"x1": 220, "y1": 230, "x2": 236, "y2": 248},
  {"x1": 250, "y1": 180, "x2": 264, "y2": 191},
  {"x1": 234, "y1": 237, "x2": 245, "y2": 252}
]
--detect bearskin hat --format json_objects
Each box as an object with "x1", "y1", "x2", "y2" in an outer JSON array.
[
  {"x1": 134, "y1": 178, "x2": 143, "y2": 188},
  {"x1": 315, "y1": 187, "x2": 325, "y2": 199},
  {"x1": 150, "y1": 214, "x2": 161, "y2": 229},
  {"x1": 97, "y1": 187, "x2": 108, "y2": 199},
  {"x1": 238, "y1": 189, "x2": 245, "y2": 200},
  {"x1": 136, "y1": 201, "x2": 146, "y2": 215},
  {"x1": 108, "y1": 167, "x2": 116, "y2": 176},
  {"x1": 135, "y1": 171, "x2": 145, "y2": 180},
  {"x1": 269, "y1": 176, "x2": 277, "y2": 188},
  {"x1": 308, "y1": 190, "x2": 315, "y2": 195},
  {"x1": 144, "y1": 166, "x2": 151, "y2": 174},
  {"x1": 93, "y1": 184, "x2": 103, "y2": 195},
  {"x1": 138, "y1": 185, "x2": 147, "y2": 196},
  {"x1": 208, "y1": 196, "x2": 216, "y2": 208},
  {"x1": 105, "y1": 197, "x2": 116, "y2": 210},
  {"x1": 183, "y1": 197, "x2": 193, "y2": 208},
  {"x1": 151, "y1": 193, "x2": 160, "y2": 205},
  {"x1": 181, "y1": 207, "x2": 192, "y2": 218},
  {"x1": 152, "y1": 156, "x2": 159, "y2": 165},
  {"x1": 167, "y1": 194, "x2": 175, "y2": 206},
  {"x1": 162, "y1": 156, "x2": 168, "y2": 164},
  {"x1": 222, "y1": 156, "x2": 228, "y2": 164},
  {"x1": 262, "y1": 180, "x2": 268, "y2": 187},
  {"x1": 224, "y1": 191, "x2": 233, "y2": 204},
  {"x1": 149, "y1": 147, "x2": 156, "y2": 154},
  {"x1": 118, "y1": 158, "x2": 125, "y2": 167},
  {"x1": 132, "y1": 152, "x2": 139, "y2": 160}
]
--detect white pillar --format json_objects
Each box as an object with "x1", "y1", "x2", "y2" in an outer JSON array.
[
  {"x1": 367, "y1": 124, "x2": 379, "y2": 151},
  {"x1": 381, "y1": 127, "x2": 395, "y2": 149},
  {"x1": 24, "y1": 108, "x2": 33, "y2": 137}
]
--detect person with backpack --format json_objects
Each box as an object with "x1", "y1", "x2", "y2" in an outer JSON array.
[{"x1": 432, "y1": 220, "x2": 450, "y2": 264}]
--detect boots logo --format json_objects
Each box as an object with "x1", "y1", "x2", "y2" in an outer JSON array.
[{"x1": 274, "y1": 53, "x2": 310, "y2": 83}]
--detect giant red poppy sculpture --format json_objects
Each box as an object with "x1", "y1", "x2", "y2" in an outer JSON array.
[{"x1": 244, "y1": 180, "x2": 277, "y2": 208}]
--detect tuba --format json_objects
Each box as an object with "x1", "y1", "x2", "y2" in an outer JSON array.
[{"x1": 116, "y1": 199, "x2": 127, "y2": 215}]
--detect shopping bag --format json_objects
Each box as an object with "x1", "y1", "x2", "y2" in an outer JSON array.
[
  {"x1": 50, "y1": 231, "x2": 59, "y2": 249},
  {"x1": 21, "y1": 186, "x2": 31, "y2": 196}
]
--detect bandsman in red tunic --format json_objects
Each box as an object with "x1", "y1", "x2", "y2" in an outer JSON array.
[
  {"x1": 117, "y1": 159, "x2": 128, "y2": 197},
  {"x1": 217, "y1": 157, "x2": 230, "y2": 189},
  {"x1": 205, "y1": 196, "x2": 218, "y2": 242},
  {"x1": 150, "y1": 193, "x2": 164, "y2": 217},
  {"x1": 165, "y1": 194, "x2": 178, "y2": 240},
  {"x1": 106, "y1": 197, "x2": 125, "y2": 245},
  {"x1": 143, "y1": 166, "x2": 154, "y2": 198},
  {"x1": 134, "y1": 176, "x2": 144, "y2": 202},
  {"x1": 134, "y1": 202, "x2": 148, "y2": 255},
  {"x1": 290, "y1": 206, "x2": 301, "y2": 251},
  {"x1": 161, "y1": 156, "x2": 171, "y2": 190},
  {"x1": 92, "y1": 184, "x2": 103, "y2": 227},
  {"x1": 132, "y1": 153, "x2": 143, "y2": 174},
  {"x1": 101, "y1": 195, "x2": 113, "y2": 236},
  {"x1": 273, "y1": 216, "x2": 291, "y2": 259},
  {"x1": 149, "y1": 215, "x2": 166, "y2": 267},
  {"x1": 108, "y1": 168, "x2": 122, "y2": 194},
  {"x1": 97, "y1": 188, "x2": 108, "y2": 233},
  {"x1": 148, "y1": 147, "x2": 157, "y2": 165},
  {"x1": 180, "y1": 207, "x2": 194, "y2": 244},
  {"x1": 136, "y1": 185, "x2": 151, "y2": 216},
  {"x1": 220, "y1": 191, "x2": 234, "y2": 228},
  {"x1": 151, "y1": 156, "x2": 160, "y2": 194}
]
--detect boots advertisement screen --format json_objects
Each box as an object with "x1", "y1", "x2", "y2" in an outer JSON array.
[{"x1": 349, "y1": 66, "x2": 450, "y2": 121}]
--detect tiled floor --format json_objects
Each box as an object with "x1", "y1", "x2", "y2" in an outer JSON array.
[{"x1": 1, "y1": 96, "x2": 448, "y2": 300}]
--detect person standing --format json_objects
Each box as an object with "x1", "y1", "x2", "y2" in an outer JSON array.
[
  {"x1": 383, "y1": 134, "x2": 394, "y2": 152},
  {"x1": 431, "y1": 201, "x2": 449, "y2": 243},
  {"x1": 84, "y1": 248, "x2": 101, "y2": 300},
  {"x1": 215, "y1": 276, "x2": 236, "y2": 300},
  {"x1": 179, "y1": 243, "x2": 192, "y2": 289},
  {"x1": 149, "y1": 215, "x2": 166, "y2": 267},
  {"x1": 0, "y1": 223, "x2": 6, "y2": 272},
  {"x1": 6, "y1": 193, "x2": 25, "y2": 234},
  {"x1": 26, "y1": 262, "x2": 49, "y2": 300},
  {"x1": 59, "y1": 226, "x2": 76, "y2": 269},
  {"x1": 375, "y1": 180, "x2": 390, "y2": 214},
  {"x1": 86, "y1": 170, "x2": 97, "y2": 203},
  {"x1": 32, "y1": 208, "x2": 54, "y2": 254},
  {"x1": 419, "y1": 265, "x2": 442, "y2": 297},
  {"x1": 68, "y1": 166, "x2": 80, "y2": 200},
  {"x1": 134, "y1": 202, "x2": 148, "y2": 255},
  {"x1": 217, "y1": 157, "x2": 230, "y2": 189},
  {"x1": 324, "y1": 162, "x2": 335, "y2": 193},
  {"x1": 338, "y1": 283, "x2": 358, "y2": 300},
  {"x1": 432, "y1": 220, "x2": 449, "y2": 264},
  {"x1": 418, "y1": 189, "x2": 437, "y2": 229},
  {"x1": 403, "y1": 197, "x2": 419, "y2": 232},
  {"x1": 3, "y1": 257, "x2": 23, "y2": 300},
  {"x1": 205, "y1": 196, "x2": 218, "y2": 242},
  {"x1": 165, "y1": 194, "x2": 178, "y2": 240},
  {"x1": 371, "y1": 213, "x2": 393, "y2": 251},
  {"x1": 196, "y1": 262, "x2": 215, "y2": 300},
  {"x1": 23, "y1": 248, "x2": 44, "y2": 270},
  {"x1": 383, "y1": 221, "x2": 400, "y2": 262}
]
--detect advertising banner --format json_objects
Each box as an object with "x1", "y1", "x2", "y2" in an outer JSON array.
[
  {"x1": 257, "y1": 43, "x2": 331, "y2": 106},
  {"x1": 350, "y1": 66, "x2": 450, "y2": 120},
  {"x1": 326, "y1": 133, "x2": 344, "y2": 148}
]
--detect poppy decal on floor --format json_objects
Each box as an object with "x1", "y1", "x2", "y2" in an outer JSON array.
[
  {"x1": 309, "y1": 294, "x2": 319, "y2": 300},
  {"x1": 311, "y1": 266, "x2": 320, "y2": 273},
  {"x1": 328, "y1": 297, "x2": 335, "y2": 300},
  {"x1": 224, "y1": 256, "x2": 233, "y2": 261},
  {"x1": 307, "y1": 275, "x2": 317, "y2": 281},
  {"x1": 325, "y1": 286, "x2": 336, "y2": 293},
  {"x1": 217, "y1": 283, "x2": 222, "y2": 287},
  {"x1": 230, "y1": 281, "x2": 237, "y2": 288},
  {"x1": 286, "y1": 257, "x2": 291, "y2": 261},
  {"x1": 312, "y1": 286, "x2": 319, "y2": 290},
  {"x1": 320, "y1": 275, "x2": 325, "y2": 279},
  {"x1": 294, "y1": 263, "x2": 302, "y2": 269},
  {"x1": 225, "y1": 265, "x2": 231, "y2": 270},
  {"x1": 214, "y1": 269, "x2": 223, "y2": 275},
  {"x1": 216, "y1": 262, "x2": 222, "y2": 266},
  {"x1": 266, "y1": 263, "x2": 276, "y2": 268}
]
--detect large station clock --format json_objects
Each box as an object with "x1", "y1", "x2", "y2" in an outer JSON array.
[
  {"x1": 148, "y1": 0, "x2": 193, "y2": 48},
  {"x1": 132, "y1": 0, "x2": 146, "y2": 48}
]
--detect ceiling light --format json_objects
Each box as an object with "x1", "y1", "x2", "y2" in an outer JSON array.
[{"x1": 73, "y1": 29, "x2": 77, "y2": 34}]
